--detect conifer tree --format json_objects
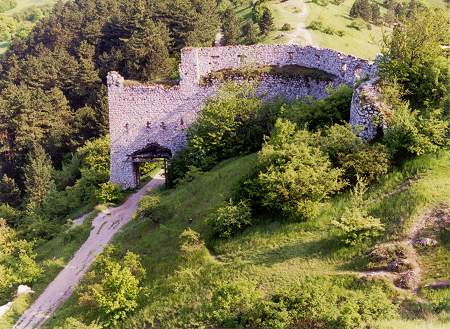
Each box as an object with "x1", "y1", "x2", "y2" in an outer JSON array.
[
  {"x1": 0, "y1": 174, "x2": 20, "y2": 207},
  {"x1": 23, "y1": 144, "x2": 55, "y2": 212},
  {"x1": 350, "y1": 0, "x2": 372, "y2": 21},
  {"x1": 258, "y1": 8, "x2": 274, "y2": 35},
  {"x1": 222, "y1": 8, "x2": 240, "y2": 45},
  {"x1": 242, "y1": 22, "x2": 258, "y2": 45}
]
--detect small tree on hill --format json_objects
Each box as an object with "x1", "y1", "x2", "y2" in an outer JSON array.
[
  {"x1": 0, "y1": 174, "x2": 20, "y2": 207},
  {"x1": 23, "y1": 144, "x2": 55, "y2": 212},
  {"x1": 371, "y1": 3, "x2": 381, "y2": 23},
  {"x1": 242, "y1": 22, "x2": 259, "y2": 45},
  {"x1": 350, "y1": 0, "x2": 372, "y2": 21},
  {"x1": 379, "y1": 9, "x2": 450, "y2": 109},
  {"x1": 258, "y1": 8, "x2": 274, "y2": 35},
  {"x1": 222, "y1": 8, "x2": 241, "y2": 45}
]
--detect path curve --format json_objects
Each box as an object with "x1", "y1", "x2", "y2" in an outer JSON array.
[
  {"x1": 285, "y1": 0, "x2": 314, "y2": 46},
  {"x1": 13, "y1": 173, "x2": 165, "y2": 329}
]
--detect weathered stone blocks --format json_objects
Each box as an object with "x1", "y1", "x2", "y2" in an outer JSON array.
[{"x1": 108, "y1": 44, "x2": 380, "y2": 188}]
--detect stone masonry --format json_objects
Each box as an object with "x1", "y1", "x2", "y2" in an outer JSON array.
[{"x1": 108, "y1": 44, "x2": 381, "y2": 188}]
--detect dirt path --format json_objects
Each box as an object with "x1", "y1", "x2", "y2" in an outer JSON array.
[
  {"x1": 13, "y1": 173, "x2": 165, "y2": 329},
  {"x1": 285, "y1": 0, "x2": 314, "y2": 46}
]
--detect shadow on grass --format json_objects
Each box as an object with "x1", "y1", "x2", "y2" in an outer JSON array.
[{"x1": 248, "y1": 235, "x2": 342, "y2": 267}]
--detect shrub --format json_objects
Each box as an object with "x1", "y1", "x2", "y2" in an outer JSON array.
[
  {"x1": 137, "y1": 194, "x2": 161, "y2": 222},
  {"x1": 206, "y1": 281, "x2": 262, "y2": 327},
  {"x1": 77, "y1": 135, "x2": 110, "y2": 184},
  {"x1": 383, "y1": 100, "x2": 449, "y2": 158},
  {"x1": 96, "y1": 182, "x2": 122, "y2": 204},
  {"x1": 0, "y1": 219, "x2": 41, "y2": 303},
  {"x1": 0, "y1": 174, "x2": 20, "y2": 207},
  {"x1": 78, "y1": 247, "x2": 146, "y2": 327},
  {"x1": 280, "y1": 85, "x2": 353, "y2": 130},
  {"x1": 244, "y1": 119, "x2": 345, "y2": 220},
  {"x1": 320, "y1": 124, "x2": 391, "y2": 183},
  {"x1": 247, "y1": 300, "x2": 292, "y2": 329},
  {"x1": 280, "y1": 23, "x2": 292, "y2": 31},
  {"x1": 54, "y1": 317, "x2": 102, "y2": 329},
  {"x1": 0, "y1": 203, "x2": 21, "y2": 227},
  {"x1": 208, "y1": 200, "x2": 252, "y2": 238},
  {"x1": 168, "y1": 82, "x2": 271, "y2": 184},
  {"x1": 179, "y1": 228, "x2": 203, "y2": 254},
  {"x1": 339, "y1": 144, "x2": 391, "y2": 183},
  {"x1": 348, "y1": 18, "x2": 366, "y2": 30},
  {"x1": 332, "y1": 179, "x2": 384, "y2": 246}
]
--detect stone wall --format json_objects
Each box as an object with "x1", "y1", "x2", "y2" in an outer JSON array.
[{"x1": 108, "y1": 44, "x2": 378, "y2": 188}]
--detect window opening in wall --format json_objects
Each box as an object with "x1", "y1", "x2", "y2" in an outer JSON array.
[{"x1": 238, "y1": 54, "x2": 247, "y2": 64}]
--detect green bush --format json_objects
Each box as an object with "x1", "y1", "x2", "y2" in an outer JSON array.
[
  {"x1": 332, "y1": 179, "x2": 384, "y2": 246},
  {"x1": 96, "y1": 182, "x2": 122, "y2": 204},
  {"x1": 207, "y1": 200, "x2": 252, "y2": 238},
  {"x1": 320, "y1": 124, "x2": 391, "y2": 183},
  {"x1": 78, "y1": 247, "x2": 146, "y2": 327},
  {"x1": 206, "y1": 281, "x2": 262, "y2": 327},
  {"x1": 244, "y1": 119, "x2": 345, "y2": 220},
  {"x1": 54, "y1": 317, "x2": 102, "y2": 329},
  {"x1": 280, "y1": 85, "x2": 353, "y2": 130},
  {"x1": 0, "y1": 219, "x2": 41, "y2": 303},
  {"x1": 280, "y1": 23, "x2": 292, "y2": 31},
  {"x1": 168, "y1": 82, "x2": 276, "y2": 184},
  {"x1": 383, "y1": 99, "x2": 449, "y2": 158},
  {"x1": 339, "y1": 144, "x2": 391, "y2": 183},
  {"x1": 137, "y1": 194, "x2": 161, "y2": 221},
  {"x1": 0, "y1": 203, "x2": 21, "y2": 227}
]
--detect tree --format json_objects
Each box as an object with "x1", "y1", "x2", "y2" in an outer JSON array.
[
  {"x1": 258, "y1": 8, "x2": 274, "y2": 35},
  {"x1": 350, "y1": 0, "x2": 372, "y2": 21},
  {"x1": 379, "y1": 9, "x2": 450, "y2": 109},
  {"x1": 23, "y1": 144, "x2": 55, "y2": 212},
  {"x1": 0, "y1": 218, "x2": 41, "y2": 302},
  {"x1": 242, "y1": 22, "x2": 258, "y2": 45},
  {"x1": 78, "y1": 247, "x2": 145, "y2": 327},
  {"x1": 244, "y1": 119, "x2": 345, "y2": 220},
  {"x1": 371, "y1": 3, "x2": 381, "y2": 23},
  {"x1": 125, "y1": 20, "x2": 172, "y2": 81},
  {"x1": 0, "y1": 175, "x2": 20, "y2": 207},
  {"x1": 222, "y1": 8, "x2": 240, "y2": 45}
]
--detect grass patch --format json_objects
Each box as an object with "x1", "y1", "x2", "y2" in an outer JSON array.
[{"x1": 44, "y1": 150, "x2": 450, "y2": 327}]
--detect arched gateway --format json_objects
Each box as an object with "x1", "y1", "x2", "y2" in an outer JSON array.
[{"x1": 108, "y1": 44, "x2": 383, "y2": 189}]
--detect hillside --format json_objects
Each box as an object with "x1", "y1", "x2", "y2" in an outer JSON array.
[
  {"x1": 44, "y1": 150, "x2": 450, "y2": 328},
  {"x1": 0, "y1": 0, "x2": 56, "y2": 54},
  {"x1": 234, "y1": 0, "x2": 449, "y2": 59}
]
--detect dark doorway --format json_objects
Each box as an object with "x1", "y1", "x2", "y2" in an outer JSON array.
[{"x1": 128, "y1": 143, "x2": 172, "y2": 188}]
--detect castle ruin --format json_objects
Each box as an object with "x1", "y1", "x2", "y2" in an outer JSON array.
[{"x1": 108, "y1": 44, "x2": 383, "y2": 189}]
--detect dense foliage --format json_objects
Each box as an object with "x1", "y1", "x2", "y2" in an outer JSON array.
[
  {"x1": 0, "y1": 0, "x2": 220, "y2": 196},
  {"x1": 0, "y1": 218, "x2": 41, "y2": 303},
  {"x1": 78, "y1": 247, "x2": 146, "y2": 327},
  {"x1": 242, "y1": 119, "x2": 346, "y2": 220}
]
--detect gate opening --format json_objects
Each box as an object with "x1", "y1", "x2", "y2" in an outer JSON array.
[{"x1": 128, "y1": 143, "x2": 172, "y2": 188}]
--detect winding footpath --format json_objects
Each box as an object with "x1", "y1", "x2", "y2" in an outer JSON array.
[
  {"x1": 284, "y1": 0, "x2": 314, "y2": 46},
  {"x1": 13, "y1": 173, "x2": 165, "y2": 329}
]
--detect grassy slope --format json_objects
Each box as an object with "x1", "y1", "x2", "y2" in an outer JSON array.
[
  {"x1": 257, "y1": 0, "x2": 447, "y2": 59},
  {"x1": 45, "y1": 150, "x2": 450, "y2": 328}
]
